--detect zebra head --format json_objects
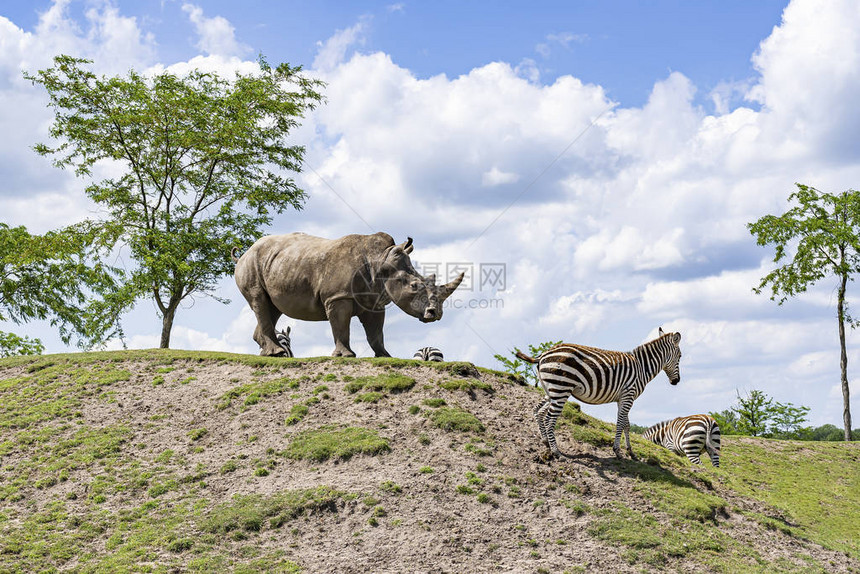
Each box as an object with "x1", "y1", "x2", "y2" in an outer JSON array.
[
  {"x1": 658, "y1": 327, "x2": 682, "y2": 385},
  {"x1": 275, "y1": 326, "x2": 293, "y2": 358}
]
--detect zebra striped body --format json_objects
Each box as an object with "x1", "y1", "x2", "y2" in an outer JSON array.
[
  {"x1": 275, "y1": 327, "x2": 293, "y2": 358},
  {"x1": 413, "y1": 347, "x2": 444, "y2": 362},
  {"x1": 517, "y1": 329, "x2": 682, "y2": 459},
  {"x1": 643, "y1": 414, "x2": 721, "y2": 466}
]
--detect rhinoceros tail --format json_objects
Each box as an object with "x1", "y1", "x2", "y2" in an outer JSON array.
[
  {"x1": 515, "y1": 349, "x2": 538, "y2": 364},
  {"x1": 230, "y1": 246, "x2": 242, "y2": 264}
]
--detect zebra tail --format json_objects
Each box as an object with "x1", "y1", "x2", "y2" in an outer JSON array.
[{"x1": 515, "y1": 350, "x2": 538, "y2": 364}]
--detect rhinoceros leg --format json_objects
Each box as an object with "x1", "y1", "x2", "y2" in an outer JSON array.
[
  {"x1": 249, "y1": 292, "x2": 286, "y2": 357},
  {"x1": 358, "y1": 310, "x2": 390, "y2": 357},
  {"x1": 326, "y1": 299, "x2": 356, "y2": 357}
]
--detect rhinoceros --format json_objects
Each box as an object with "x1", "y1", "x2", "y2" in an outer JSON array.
[{"x1": 233, "y1": 232, "x2": 465, "y2": 357}]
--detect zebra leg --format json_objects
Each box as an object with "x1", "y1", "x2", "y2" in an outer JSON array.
[
  {"x1": 543, "y1": 397, "x2": 566, "y2": 459},
  {"x1": 533, "y1": 397, "x2": 550, "y2": 446},
  {"x1": 705, "y1": 442, "x2": 720, "y2": 467},
  {"x1": 614, "y1": 400, "x2": 637, "y2": 460},
  {"x1": 685, "y1": 449, "x2": 703, "y2": 465}
]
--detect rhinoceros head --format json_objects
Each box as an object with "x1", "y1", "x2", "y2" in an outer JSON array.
[{"x1": 381, "y1": 237, "x2": 465, "y2": 323}]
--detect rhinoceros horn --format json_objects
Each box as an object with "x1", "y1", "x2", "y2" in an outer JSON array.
[{"x1": 439, "y1": 271, "x2": 465, "y2": 301}]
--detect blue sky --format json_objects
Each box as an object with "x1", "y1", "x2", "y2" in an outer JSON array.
[{"x1": 2, "y1": 0, "x2": 860, "y2": 429}]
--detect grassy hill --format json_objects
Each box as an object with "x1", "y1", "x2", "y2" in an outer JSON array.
[{"x1": 0, "y1": 350, "x2": 858, "y2": 573}]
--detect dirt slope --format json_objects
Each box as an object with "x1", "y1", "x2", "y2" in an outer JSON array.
[{"x1": 0, "y1": 351, "x2": 857, "y2": 573}]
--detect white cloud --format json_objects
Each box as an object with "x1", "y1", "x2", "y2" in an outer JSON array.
[
  {"x1": 182, "y1": 3, "x2": 250, "y2": 59},
  {"x1": 536, "y1": 31, "x2": 588, "y2": 58},
  {"x1": 481, "y1": 167, "x2": 520, "y2": 187},
  {"x1": 312, "y1": 17, "x2": 369, "y2": 72}
]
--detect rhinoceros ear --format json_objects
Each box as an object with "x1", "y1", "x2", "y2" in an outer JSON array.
[
  {"x1": 426, "y1": 273, "x2": 436, "y2": 285},
  {"x1": 439, "y1": 271, "x2": 465, "y2": 301},
  {"x1": 399, "y1": 237, "x2": 414, "y2": 254}
]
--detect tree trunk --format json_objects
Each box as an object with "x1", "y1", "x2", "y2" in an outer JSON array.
[
  {"x1": 160, "y1": 304, "x2": 177, "y2": 349},
  {"x1": 838, "y1": 271, "x2": 853, "y2": 441}
]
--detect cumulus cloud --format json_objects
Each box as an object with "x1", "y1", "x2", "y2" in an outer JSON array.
[
  {"x1": 312, "y1": 17, "x2": 369, "y2": 72},
  {"x1": 182, "y1": 3, "x2": 250, "y2": 59}
]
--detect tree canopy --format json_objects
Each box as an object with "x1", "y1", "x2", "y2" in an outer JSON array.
[
  {"x1": 25, "y1": 55, "x2": 324, "y2": 347},
  {"x1": 0, "y1": 222, "x2": 122, "y2": 350}
]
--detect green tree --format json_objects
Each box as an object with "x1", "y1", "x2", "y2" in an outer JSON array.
[
  {"x1": 0, "y1": 331, "x2": 45, "y2": 357},
  {"x1": 494, "y1": 340, "x2": 561, "y2": 386},
  {"x1": 1, "y1": 222, "x2": 122, "y2": 349},
  {"x1": 734, "y1": 389, "x2": 773, "y2": 437},
  {"x1": 769, "y1": 401, "x2": 811, "y2": 439},
  {"x1": 25, "y1": 55, "x2": 323, "y2": 348},
  {"x1": 709, "y1": 408, "x2": 740, "y2": 435},
  {"x1": 749, "y1": 184, "x2": 860, "y2": 441}
]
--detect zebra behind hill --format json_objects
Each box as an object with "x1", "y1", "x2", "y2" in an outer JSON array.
[
  {"x1": 516, "y1": 328, "x2": 682, "y2": 460},
  {"x1": 643, "y1": 414, "x2": 721, "y2": 466},
  {"x1": 413, "y1": 347, "x2": 443, "y2": 362},
  {"x1": 275, "y1": 327, "x2": 294, "y2": 358}
]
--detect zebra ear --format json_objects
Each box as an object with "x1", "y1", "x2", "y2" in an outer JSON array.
[
  {"x1": 286, "y1": 326, "x2": 291, "y2": 336},
  {"x1": 673, "y1": 332, "x2": 681, "y2": 343},
  {"x1": 658, "y1": 327, "x2": 664, "y2": 336}
]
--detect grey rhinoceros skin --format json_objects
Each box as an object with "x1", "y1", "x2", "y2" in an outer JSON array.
[{"x1": 233, "y1": 232, "x2": 465, "y2": 357}]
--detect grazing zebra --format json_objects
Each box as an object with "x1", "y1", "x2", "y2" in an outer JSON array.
[
  {"x1": 413, "y1": 347, "x2": 444, "y2": 362},
  {"x1": 275, "y1": 327, "x2": 294, "y2": 358},
  {"x1": 516, "y1": 328, "x2": 682, "y2": 460},
  {"x1": 643, "y1": 414, "x2": 721, "y2": 467}
]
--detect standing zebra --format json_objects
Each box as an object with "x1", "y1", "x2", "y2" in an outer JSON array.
[
  {"x1": 516, "y1": 328, "x2": 682, "y2": 460},
  {"x1": 643, "y1": 414, "x2": 721, "y2": 467},
  {"x1": 413, "y1": 346, "x2": 444, "y2": 362},
  {"x1": 275, "y1": 327, "x2": 294, "y2": 358}
]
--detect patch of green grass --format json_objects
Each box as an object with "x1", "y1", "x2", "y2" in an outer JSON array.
[
  {"x1": 216, "y1": 377, "x2": 299, "y2": 410},
  {"x1": 220, "y1": 460, "x2": 239, "y2": 475},
  {"x1": 464, "y1": 438, "x2": 494, "y2": 457},
  {"x1": 344, "y1": 373, "x2": 415, "y2": 395},
  {"x1": 420, "y1": 466, "x2": 434, "y2": 474},
  {"x1": 379, "y1": 480, "x2": 402, "y2": 494},
  {"x1": 282, "y1": 426, "x2": 390, "y2": 462},
  {"x1": 355, "y1": 391, "x2": 384, "y2": 403},
  {"x1": 719, "y1": 438, "x2": 860, "y2": 558},
  {"x1": 200, "y1": 486, "x2": 344, "y2": 534},
  {"x1": 188, "y1": 428, "x2": 208, "y2": 442},
  {"x1": 428, "y1": 406, "x2": 485, "y2": 433},
  {"x1": 284, "y1": 404, "x2": 309, "y2": 426},
  {"x1": 438, "y1": 378, "x2": 494, "y2": 393},
  {"x1": 422, "y1": 398, "x2": 446, "y2": 407}
]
